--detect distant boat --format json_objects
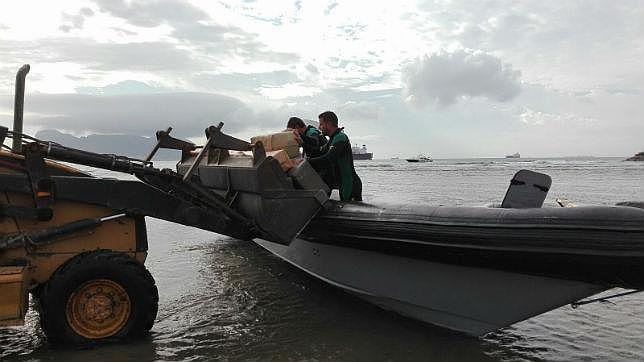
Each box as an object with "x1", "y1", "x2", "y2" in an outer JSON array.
[
  {"x1": 505, "y1": 152, "x2": 520, "y2": 159},
  {"x1": 626, "y1": 151, "x2": 644, "y2": 161},
  {"x1": 352, "y1": 144, "x2": 373, "y2": 160},
  {"x1": 406, "y1": 154, "x2": 433, "y2": 163},
  {"x1": 390, "y1": 156, "x2": 399, "y2": 160}
]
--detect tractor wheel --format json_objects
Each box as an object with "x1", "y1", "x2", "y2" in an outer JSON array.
[{"x1": 38, "y1": 250, "x2": 158, "y2": 345}]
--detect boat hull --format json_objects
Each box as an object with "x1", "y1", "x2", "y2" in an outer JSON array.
[
  {"x1": 301, "y1": 202, "x2": 644, "y2": 289},
  {"x1": 352, "y1": 153, "x2": 373, "y2": 160},
  {"x1": 254, "y1": 237, "x2": 605, "y2": 336},
  {"x1": 406, "y1": 159, "x2": 432, "y2": 162}
]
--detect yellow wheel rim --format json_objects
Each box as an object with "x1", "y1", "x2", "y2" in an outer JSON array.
[{"x1": 66, "y1": 279, "x2": 131, "y2": 339}]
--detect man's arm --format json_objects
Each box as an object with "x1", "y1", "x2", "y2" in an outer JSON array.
[
  {"x1": 308, "y1": 138, "x2": 348, "y2": 167},
  {"x1": 301, "y1": 133, "x2": 320, "y2": 151}
]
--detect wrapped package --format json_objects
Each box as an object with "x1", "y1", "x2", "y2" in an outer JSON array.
[
  {"x1": 251, "y1": 132, "x2": 300, "y2": 158},
  {"x1": 266, "y1": 150, "x2": 294, "y2": 172}
]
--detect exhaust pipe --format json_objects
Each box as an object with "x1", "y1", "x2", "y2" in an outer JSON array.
[{"x1": 12, "y1": 64, "x2": 30, "y2": 153}]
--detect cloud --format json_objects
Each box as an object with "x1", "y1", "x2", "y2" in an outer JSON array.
[
  {"x1": 92, "y1": 0, "x2": 208, "y2": 27},
  {"x1": 110, "y1": 27, "x2": 137, "y2": 36},
  {"x1": 325, "y1": 1, "x2": 339, "y2": 15},
  {"x1": 351, "y1": 134, "x2": 383, "y2": 142},
  {"x1": 402, "y1": 50, "x2": 521, "y2": 107},
  {"x1": 172, "y1": 22, "x2": 299, "y2": 63},
  {"x1": 337, "y1": 100, "x2": 383, "y2": 121},
  {"x1": 0, "y1": 91, "x2": 284, "y2": 138},
  {"x1": 191, "y1": 70, "x2": 300, "y2": 93},
  {"x1": 413, "y1": 1, "x2": 644, "y2": 92},
  {"x1": 305, "y1": 63, "x2": 319, "y2": 75},
  {"x1": 8, "y1": 38, "x2": 208, "y2": 72},
  {"x1": 337, "y1": 23, "x2": 367, "y2": 41},
  {"x1": 519, "y1": 107, "x2": 598, "y2": 127},
  {"x1": 75, "y1": 80, "x2": 169, "y2": 95},
  {"x1": 93, "y1": 0, "x2": 298, "y2": 65},
  {"x1": 59, "y1": 7, "x2": 95, "y2": 33}
]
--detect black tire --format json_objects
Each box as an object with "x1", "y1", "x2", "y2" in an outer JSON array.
[{"x1": 38, "y1": 250, "x2": 158, "y2": 345}]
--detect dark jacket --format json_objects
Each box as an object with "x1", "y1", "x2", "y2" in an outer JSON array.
[
  {"x1": 301, "y1": 125, "x2": 327, "y2": 158},
  {"x1": 308, "y1": 128, "x2": 362, "y2": 201}
]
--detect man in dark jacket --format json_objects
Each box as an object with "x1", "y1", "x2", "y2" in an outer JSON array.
[
  {"x1": 307, "y1": 111, "x2": 362, "y2": 201},
  {"x1": 287, "y1": 117, "x2": 327, "y2": 158}
]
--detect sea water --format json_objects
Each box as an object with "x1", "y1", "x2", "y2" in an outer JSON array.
[{"x1": 1, "y1": 157, "x2": 643, "y2": 361}]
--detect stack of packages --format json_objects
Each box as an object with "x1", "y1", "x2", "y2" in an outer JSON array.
[{"x1": 251, "y1": 131, "x2": 301, "y2": 171}]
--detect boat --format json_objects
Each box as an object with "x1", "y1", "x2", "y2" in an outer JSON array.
[
  {"x1": 406, "y1": 154, "x2": 432, "y2": 162},
  {"x1": 352, "y1": 144, "x2": 373, "y2": 160},
  {"x1": 170, "y1": 127, "x2": 644, "y2": 337},
  {"x1": 255, "y1": 202, "x2": 644, "y2": 336},
  {"x1": 505, "y1": 152, "x2": 520, "y2": 158},
  {"x1": 626, "y1": 151, "x2": 644, "y2": 161}
]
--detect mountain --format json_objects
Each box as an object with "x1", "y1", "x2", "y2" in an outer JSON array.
[{"x1": 34, "y1": 130, "x2": 180, "y2": 160}]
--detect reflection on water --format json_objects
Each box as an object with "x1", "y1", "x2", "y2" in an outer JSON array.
[{"x1": 2, "y1": 158, "x2": 643, "y2": 361}]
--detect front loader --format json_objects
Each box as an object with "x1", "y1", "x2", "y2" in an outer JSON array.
[{"x1": 0, "y1": 65, "x2": 327, "y2": 345}]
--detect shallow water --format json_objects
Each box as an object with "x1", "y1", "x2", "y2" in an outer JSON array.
[{"x1": 2, "y1": 157, "x2": 643, "y2": 361}]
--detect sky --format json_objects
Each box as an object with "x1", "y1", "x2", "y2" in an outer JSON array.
[{"x1": 0, "y1": 0, "x2": 643, "y2": 158}]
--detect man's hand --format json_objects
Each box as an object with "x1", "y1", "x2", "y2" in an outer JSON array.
[
  {"x1": 292, "y1": 157, "x2": 304, "y2": 166},
  {"x1": 292, "y1": 129, "x2": 303, "y2": 145}
]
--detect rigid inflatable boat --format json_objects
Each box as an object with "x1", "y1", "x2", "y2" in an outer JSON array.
[
  {"x1": 256, "y1": 201, "x2": 644, "y2": 336},
  {"x1": 167, "y1": 126, "x2": 644, "y2": 336}
]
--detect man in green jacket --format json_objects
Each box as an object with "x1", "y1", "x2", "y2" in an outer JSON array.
[
  {"x1": 286, "y1": 117, "x2": 327, "y2": 158},
  {"x1": 308, "y1": 111, "x2": 363, "y2": 201}
]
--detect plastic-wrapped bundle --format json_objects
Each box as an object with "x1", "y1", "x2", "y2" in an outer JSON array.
[{"x1": 251, "y1": 132, "x2": 300, "y2": 158}]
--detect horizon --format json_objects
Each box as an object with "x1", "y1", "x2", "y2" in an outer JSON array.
[
  {"x1": 1, "y1": 1, "x2": 643, "y2": 158},
  {"x1": 27, "y1": 128, "x2": 641, "y2": 160}
]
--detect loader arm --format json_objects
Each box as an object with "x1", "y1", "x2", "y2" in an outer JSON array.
[
  {"x1": 0, "y1": 173, "x2": 251, "y2": 240},
  {"x1": 3, "y1": 123, "x2": 327, "y2": 245}
]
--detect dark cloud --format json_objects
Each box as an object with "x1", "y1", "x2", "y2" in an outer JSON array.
[
  {"x1": 1, "y1": 36, "x2": 298, "y2": 96},
  {"x1": 5, "y1": 38, "x2": 209, "y2": 71},
  {"x1": 402, "y1": 50, "x2": 521, "y2": 107},
  {"x1": 0, "y1": 92, "x2": 283, "y2": 138}
]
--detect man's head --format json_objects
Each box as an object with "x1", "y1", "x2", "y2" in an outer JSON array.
[
  {"x1": 287, "y1": 117, "x2": 307, "y2": 134},
  {"x1": 318, "y1": 111, "x2": 338, "y2": 136}
]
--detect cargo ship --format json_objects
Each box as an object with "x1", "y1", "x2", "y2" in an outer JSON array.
[{"x1": 352, "y1": 144, "x2": 373, "y2": 160}]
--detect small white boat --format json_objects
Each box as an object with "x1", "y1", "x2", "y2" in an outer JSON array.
[{"x1": 406, "y1": 154, "x2": 432, "y2": 163}]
